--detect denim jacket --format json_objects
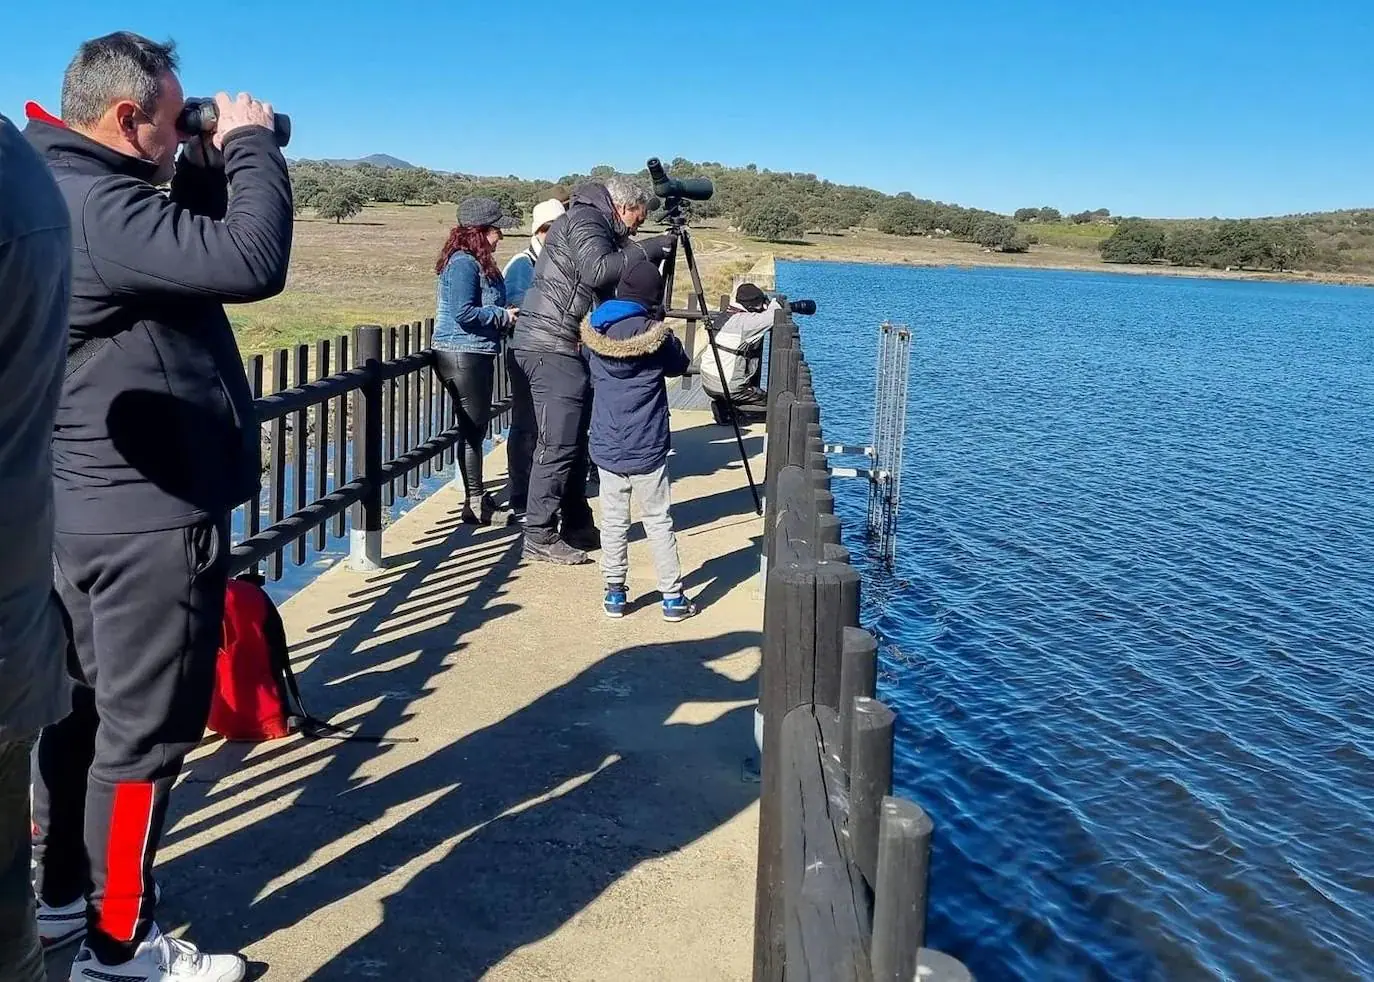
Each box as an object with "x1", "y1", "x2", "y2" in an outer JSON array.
[{"x1": 433, "y1": 252, "x2": 509, "y2": 355}]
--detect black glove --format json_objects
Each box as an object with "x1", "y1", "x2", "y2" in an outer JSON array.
[{"x1": 637, "y1": 234, "x2": 676, "y2": 263}]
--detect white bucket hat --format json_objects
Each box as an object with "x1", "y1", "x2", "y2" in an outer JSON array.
[{"x1": 530, "y1": 198, "x2": 566, "y2": 236}]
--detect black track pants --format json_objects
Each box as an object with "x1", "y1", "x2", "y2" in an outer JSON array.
[{"x1": 32, "y1": 516, "x2": 230, "y2": 964}]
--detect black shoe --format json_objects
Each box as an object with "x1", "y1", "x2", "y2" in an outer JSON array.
[
  {"x1": 523, "y1": 536, "x2": 591, "y2": 565},
  {"x1": 711, "y1": 401, "x2": 730, "y2": 426},
  {"x1": 562, "y1": 525, "x2": 601, "y2": 552},
  {"x1": 507, "y1": 510, "x2": 526, "y2": 527},
  {"x1": 460, "y1": 502, "x2": 482, "y2": 525}
]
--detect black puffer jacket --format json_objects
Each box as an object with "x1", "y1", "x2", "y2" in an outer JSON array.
[{"x1": 513, "y1": 182, "x2": 665, "y2": 356}]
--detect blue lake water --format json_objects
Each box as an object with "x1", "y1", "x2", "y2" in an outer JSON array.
[{"x1": 777, "y1": 260, "x2": 1374, "y2": 981}]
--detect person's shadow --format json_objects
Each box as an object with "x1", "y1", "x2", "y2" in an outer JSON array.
[{"x1": 131, "y1": 505, "x2": 759, "y2": 979}]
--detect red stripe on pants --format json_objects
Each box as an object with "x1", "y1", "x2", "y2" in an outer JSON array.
[{"x1": 100, "y1": 782, "x2": 154, "y2": 942}]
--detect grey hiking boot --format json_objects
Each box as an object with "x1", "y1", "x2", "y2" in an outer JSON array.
[{"x1": 523, "y1": 536, "x2": 590, "y2": 565}]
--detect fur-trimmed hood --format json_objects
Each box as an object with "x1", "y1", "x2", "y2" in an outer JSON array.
[{"x1": 580, "y1": 317, "x2": 670, "y2": 360}]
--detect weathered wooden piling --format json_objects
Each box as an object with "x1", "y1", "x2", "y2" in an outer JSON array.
[{"x1": 753, "y1": 309, "x2": 975, "y2": 982}]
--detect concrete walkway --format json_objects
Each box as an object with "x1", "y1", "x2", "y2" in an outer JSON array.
[{"x1": 50, "y1": 411, "x2": 765, "y2": 981}]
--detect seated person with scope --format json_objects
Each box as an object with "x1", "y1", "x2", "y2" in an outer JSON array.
[{"x1": 700, "y1": 283, "x2": 815, "y2": 425}]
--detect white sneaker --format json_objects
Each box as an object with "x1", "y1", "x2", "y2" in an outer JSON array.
[
  {"x1": 38, "y1": 882, "x2": 160, "y2": 951},
  {"x1": 37, "y1": 896, "x2": 87, "y2": 950},
  {"x1": 69, "y1": 924, "x2": 245, "y2": 982}
]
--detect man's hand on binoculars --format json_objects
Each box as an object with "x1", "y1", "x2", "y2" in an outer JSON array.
[
  {"x1": 180, "y1": 131, "x2": 223, "y2": 169},
  {"x1": 211, "y1": 91, "x2": 276, "y2": 150}
]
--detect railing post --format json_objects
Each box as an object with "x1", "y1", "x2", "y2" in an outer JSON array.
[
  {"x1": 871, "y1": 797, "x2": 934, "y2": 982},
  {"x1": 848, "y1": 697, "x2": 896, "y2": 888},
  {"x1": 838, "y1": 628, "x2": 878, "y2": 776},
  {"x1": 681, "y1": 292, "x2": 700, "y2": 392},
  {"x1": 754, "y1": 555, "x2": 819, "y2": 982},
  {"x1": 349, "y1": 324, "x2": 384, "y2": 571}
]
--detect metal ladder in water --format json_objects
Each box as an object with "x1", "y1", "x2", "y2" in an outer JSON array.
[{"x1": 826, "y1": 322, "x2": 912, "y2": 568}]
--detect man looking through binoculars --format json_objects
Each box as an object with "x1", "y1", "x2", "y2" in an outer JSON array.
[{"x1": 24, "y1": 29, "x2": 292, "y2": 982}]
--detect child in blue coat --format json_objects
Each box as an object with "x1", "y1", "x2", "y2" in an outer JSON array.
[{"x1": 580, "y1": 260, "x2": 697, "y2": 620}]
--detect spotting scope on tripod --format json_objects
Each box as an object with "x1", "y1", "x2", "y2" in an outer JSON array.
[{"x1": 646, "y1": 157, "x2": 762, "y2": 515}]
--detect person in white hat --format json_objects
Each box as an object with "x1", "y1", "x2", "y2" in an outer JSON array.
[
  {"x1": 501, "y1": 197, "x2": 565, "y2": 520},
  {"x1": 503, "y1": 197, "x2": 565, "y2": 307}
]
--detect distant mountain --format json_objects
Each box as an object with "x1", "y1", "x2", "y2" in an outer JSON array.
[{"x1": 291, "y1": 153, "x2": 416, "y2": 170}]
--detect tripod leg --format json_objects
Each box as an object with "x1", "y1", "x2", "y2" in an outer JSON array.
[
  {"x1": 660, "y1": 235, "x2": 678, "y2": 309},
  {"x1": 678, "y1": 230, "x2": 762, "y2": 516}
]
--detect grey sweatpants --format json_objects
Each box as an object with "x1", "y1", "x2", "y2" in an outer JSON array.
[
  {"x1": 598, "y1": 464, "x2": 683, "y2": 596},
  {"x1": 0, "y1": 739, "x2": 44, "y2": 982}
]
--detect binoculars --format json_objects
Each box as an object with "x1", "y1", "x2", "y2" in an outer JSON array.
[{"x1": 176, "y1": 97, "x2": 292, "y2": 148}]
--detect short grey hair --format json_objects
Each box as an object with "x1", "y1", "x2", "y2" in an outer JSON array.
[
  {"x1": 61, "y1": 31, "x2": 179, "y2": 127},
  {"x1": 604, "y1": 175, "x2": 651, "y2": 211}
]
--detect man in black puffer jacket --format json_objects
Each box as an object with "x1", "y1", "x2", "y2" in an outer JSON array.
[
  {"x1": 512, "y1": 176, "x2": 675, "y2": 565},
  {"x1": 25, "y1": 31, "x2": 291, "y2": 981}
]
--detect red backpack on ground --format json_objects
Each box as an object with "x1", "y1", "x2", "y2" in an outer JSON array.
[
  {"x1": 208, "y1": 573, "x2": 302, "y2": 741},
  {"x1": 208, "y1": 573, "x2": 404, "y2": 744}
]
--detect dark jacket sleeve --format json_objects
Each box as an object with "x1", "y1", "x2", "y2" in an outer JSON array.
[
  {"x1": 168, "y1": 155, "x2": 229, "y2": 220},
  {"x1": 570, "y1": 212, "x2": 632, "y2": 291},
  {"x1": 658, "y1": 331, "x2": 690, "y2": 378},
  {"x1": 82, "y1": 127, "x2": 293, "y2": 303}
]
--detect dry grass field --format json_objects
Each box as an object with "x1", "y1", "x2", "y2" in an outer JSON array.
[{"x1": 230, "y1": 203, "x2": 1373, "y2": 356}]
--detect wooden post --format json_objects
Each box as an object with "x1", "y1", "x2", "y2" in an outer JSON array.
[
  {"x1": 332, "y1": 335, "x2": 349, "y2": 539},
  {"x1": 762, "y1": 390, "x2": 798, "y2": 576},
  {"x1": 293, "y1": 344, "x2": 309, "y2": 566},
  {"x1": 813, "y1": 561, "x2": 861, "y2": 711},
  {"x1": 823, "y1": 542, "x2": 852, "y2": 564},
  {"x1": 849, "y1": 697, "x2": 896, "y2": 889},
  {"x1": 871, "y1": 797, "x2": 934, "y2": 981},
  {"x1": 267, "y1": 348, "x2": 288, "y2": 581},
  {"x1": 349, "y1": 325, "x2": 383, "y2": 570},
  {"x1": 838, "y1": 628, "x2": 878, "y2": 776},
  {"x1": 772, "y1": 465, "x2": 817, "y2": 566},
  {"x1": 817, "y1": 512, "x2": 843, "y2": 549},
  {"x1": 682, "y1": 292, "x2": 700, "y2": 392},
  {"x1": 765, "y1": 308, "x2": 795, "y2": 423},
  {"x1": 754, "y1": 556, "x2": 819, "y2": 982},
  {"x1": 314, "y1": 338, "x2": 331, "y2": 552},
  {"x1": 789, "y1": 400, "x2": 819, "y2": 469},
  {"x1": 780, "y1": 706, "x2": 871, "y2": 982},
  {"x1": 383, "y1": 326, "x2": 398, "y2": 506},
  {"x1": 914, "y1": 950, "x2": 975, "y2": 981}
]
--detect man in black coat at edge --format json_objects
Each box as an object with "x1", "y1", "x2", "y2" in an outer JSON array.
[
  {"x1": 511, "y1": 174, "x2": 676, "y2": 565},
  {"x1": 24, "y1": 30, "x2": 292, "y2": 982},
  {"x1": 0, "y1": 110, "x2": 73, "y2": 982}
]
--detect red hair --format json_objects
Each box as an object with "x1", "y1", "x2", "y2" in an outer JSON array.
[{"x1": 436, "y1": 225, "x2": 503, "y2": 282}]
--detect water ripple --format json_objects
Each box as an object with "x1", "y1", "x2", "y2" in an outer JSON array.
[{"x1": 783, "y1": 261, "x2": 1374, "y2": 982}]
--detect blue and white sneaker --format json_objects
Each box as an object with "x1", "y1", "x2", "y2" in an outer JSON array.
[
  {"x1": 603, "y1": 584, "x2": 628, "y2": 618},
  {"x1": 662, "y1": 594, "x2": 698, "y2": 622}
]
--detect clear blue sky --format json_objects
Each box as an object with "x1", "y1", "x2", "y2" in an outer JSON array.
[{"x1": 3, "y1": 1, "x2": 1371, "y2": 218}]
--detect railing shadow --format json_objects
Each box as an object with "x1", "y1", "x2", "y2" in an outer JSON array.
[{"x1": 138, "y1": 493, "x2": 759, "y2": 978}]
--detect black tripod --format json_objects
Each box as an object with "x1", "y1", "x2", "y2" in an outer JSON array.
[{"x1": 656, "y1": 201, "x2": 762, "y2": 516}]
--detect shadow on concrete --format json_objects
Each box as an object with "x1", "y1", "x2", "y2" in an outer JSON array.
[
  {"x1": 123, "y1": 477, "x2": 759, "y2": 978},
  {"x1": 665, "y1": 420, "x2": 765, "y2": 481},
  {"x1": 47, "y1": 414, "x2": 766, "y2": 981}
]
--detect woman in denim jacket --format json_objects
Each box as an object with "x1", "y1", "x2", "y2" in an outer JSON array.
[{"x1": 433, "y1": 197, "x2": 519, "y2": 524}]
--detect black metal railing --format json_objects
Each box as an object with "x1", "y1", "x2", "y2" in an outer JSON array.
[
  {"x1": 228, "y1": 320, "x2": 512, "y2": 578},
  {"x1": 752, "y1": 310, "x2": 975, "y2": 982}
]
